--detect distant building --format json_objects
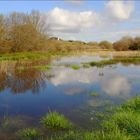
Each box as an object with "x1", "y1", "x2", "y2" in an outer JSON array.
[{"x1": 48, "y1": 37, "x2": 61, "y2": 41}]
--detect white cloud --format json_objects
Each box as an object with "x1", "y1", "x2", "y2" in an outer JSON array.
[
  {"x1": 47, "y1": 7, "x2": 101, "y2": 33},
  {"x1": 50, "y1": 67, "x2": 99, "y2": 86},
  {"x1": 45, "y1": 0, "x2": 135, "y2": 41},
  {"x1": 106, "y1": 1, "x2": 134, "y2": 21}
]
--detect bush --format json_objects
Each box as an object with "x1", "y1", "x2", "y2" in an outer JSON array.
[
  {"x1": 113, "y1": 36, "x2": 134, "y2": 51},
  {"x1": 99, "y1": 41, "x2": 113, "y2": 49}
]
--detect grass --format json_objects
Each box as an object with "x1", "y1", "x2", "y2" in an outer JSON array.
[
  {"x1": 83, "y1": 57, "x2": 140, "y2": 67},
  {"x1": 1, "y1": 97, "x2": 140, "y2": 140},
  {"x1": 102, "y1": 96, "x2": 140, "y2": 139},
  {"x1": 90, "y1": 92, "x2": 99, "y2": 97},
  {"x1": 18, "y1": 128, "x2": 39, "y2": 139},
  {"x1": 83, "y1": 63, "x2": 90, "y2": 68},
  {"x1": 120, "y1": 96, "x2": 140, "y2": 112},
  {"x1": 71, "y1": 65, "x2": 80, "y2": 70},
  {"x1": 41, "y1": 111, "x2": 73, "y2": 130},
  {"x1": 53, "y1": 129, "x2": 131, "y2": 140},
  {"x1": 55, "y1": 97, "x2": 140, "y2": 140},
  {"x1": 1, "y1": 115, "x2": 10, "y2": 129},
  {"x1": 0, "y1": 52, "x2": 52, "y2": 61},
  {"x1": 55, "y1": 131, "x2": 95, "y2": 140},
  {"x1": 32, "y1": 65, "x2": 51, "y2": 71}
]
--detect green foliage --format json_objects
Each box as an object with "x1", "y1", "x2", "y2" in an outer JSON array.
[
  {"x1": 33, "y1": 65, "x2": 51, "y2": 71},
  {"x1": 84, "y1": 57, "x2": 140, "y2": 67},
  {"x1": 18, "y1": 128, "x2": 39, "y2": 139},
  {"x1": 54, "y1": 129, "x2": 131, "y2": 140},
  {"x1": 54, "y1": 131, "x2": 95, "y2": 140},
  {"x1": 120, "y1": 96, "x2": 140, "y2": 112},
  {"x1": 1, "y1": 97, "x2": 140, "y2": 140},
  {"x1": 41, "y1": 111, "x2": 73, "y2": 130},
  {"x1": 94, "y1": 129, "x2": 132, "y2": 140},
  {"x1": 1, "y1": 115, "x2": 10, "y2": 129},
  {"x1": 90, "y1": 92, "x2": 99, "y2": 97},
  {"x1": 71, "y1": 65, "x2": 80, "y2": 70},
  {"x1": 0, "y1": 52, "x2": 51, "y2": 61},
  {"x1": 102, "y1": 96, "x2": 140, "y2": 140}
]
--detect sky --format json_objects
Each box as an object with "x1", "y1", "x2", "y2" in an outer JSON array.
[{"x1": 0, "y1": 0, "x2": 140, "y2": 42}]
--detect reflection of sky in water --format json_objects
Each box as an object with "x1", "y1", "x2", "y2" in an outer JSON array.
[
  {"x1": 50, "y1": 65, "x2": 132, "y2": 98},
  {"x1": 0, "y1": 56, "x2": 140, "y2": 128},
  {"x1": 52, "y1": 55, "x2": 109, "y2": 65}
]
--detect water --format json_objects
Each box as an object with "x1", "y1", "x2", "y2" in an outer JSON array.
[{"x1": 0, "y1": 55, "x2": 140, "y2": 134}]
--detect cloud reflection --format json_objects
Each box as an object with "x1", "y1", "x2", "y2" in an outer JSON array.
[
  {"x1": 50, "y1": 66, "x2": 131, "y2": 98},
  {"x1": 101, "y1": 74, "x2": 131, "y2": 97}
]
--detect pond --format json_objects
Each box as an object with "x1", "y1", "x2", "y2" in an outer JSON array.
[{"x1": 0, "y1": 55, "x2": 140, "y2": 138}]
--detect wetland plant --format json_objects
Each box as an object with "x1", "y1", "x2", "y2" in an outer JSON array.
[
  {"x1": 33, "y1": 65, "x2": 51, "y2": 71},
  {"x1": 71, "y1": 65, "x2": 80, "y2": 70},
  {"x1": 83, "y1": 63, "x2": 90, "y2": 68},
  {"x1": 41, "y1": 111, "x2": 73, "y2": 130},
  {"x1": 102, "y1": 96, "x2": 140, "y2": 139},
  {"x1": 90, "y1": 92, "x2": 99, "y2": 97},
  {"x1": 18, "y1": 128, "x2": 39, "y2": 140}
]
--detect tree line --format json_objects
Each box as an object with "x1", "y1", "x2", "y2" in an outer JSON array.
[
  {"x1": 113, "y1": 36, "x2": 140, "y2": 51},
  {"x1": 0, "y1": 10, "x2": 140, "y2": 53}
]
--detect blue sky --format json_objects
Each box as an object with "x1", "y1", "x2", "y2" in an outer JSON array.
[{"x1": 0, "y1": 0, "x2": 140, "y2": 42}]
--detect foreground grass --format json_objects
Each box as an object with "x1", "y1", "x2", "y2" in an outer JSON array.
[
  {"x1": 41, "y1": 111, "x2": 73, "y2": 130},
  {"x1": 102, "y1": 96, "x2": 140, "y2": 140},
  {"x1": 18, "y1": 128, "x2": 39, "y2": 139},
  {"x1": 52, "y1": 96, "x2": 140, "y2": 140},
  {"x1": 15, "y1": 97, "x2": 140, "y2": 140}
]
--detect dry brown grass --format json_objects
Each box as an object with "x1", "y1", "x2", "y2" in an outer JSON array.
[{"x1": 68, "y1": 50, "x2": 140, "y2": 57}]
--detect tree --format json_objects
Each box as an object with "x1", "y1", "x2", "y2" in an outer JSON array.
[
  {"x1": 129, "y1": 37, "x2": 140, "y2": 50},
  {"x1": 9, "y1": 23, "x2": 46, "y2": 52},
  {"x1": 0, "y1": 14, "x2": 5, "y2": 40},
  {"x1": 99, "y1": 41, "x2": 113, "y2": 49},
  {"x1": 113, "y1": 36, "x2": 134, "y2": 51},
  {"x1": 29, "y1": 10, "x2": 50, "y2": 36},
  {"x1": 2, "y1": 11, "x2": 48, "y2": 52}
]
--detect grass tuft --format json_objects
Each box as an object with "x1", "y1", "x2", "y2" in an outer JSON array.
[
  {"x1": 18, "y1": 128, "x2": 39, "y2": 139},
  {"x1": 41, "y1": 111, "x2": 73, "y2": 130},
  {"x1": 90, "y1": 92, "x2": 99, "y2": 97},
  {"x1": 71, "y1": 65, "x2": 80, "y2": 70}
]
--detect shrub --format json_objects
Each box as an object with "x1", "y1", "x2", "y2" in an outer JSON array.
[{"x1": 99, "y1": 41, "x2": 113, "y2": 49}]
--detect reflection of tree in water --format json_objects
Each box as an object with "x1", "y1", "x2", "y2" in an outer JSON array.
[{"x1": 0, "y1": 61, "x2": 50, "y2": 94}]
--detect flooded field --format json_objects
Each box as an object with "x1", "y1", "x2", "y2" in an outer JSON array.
[{"x1": 0, "y1": 55, "x2": 140, "y2": 139}]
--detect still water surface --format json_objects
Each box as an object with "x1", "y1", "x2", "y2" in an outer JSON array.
[{"x1": 0, "y1": 55, "x2": 140, "y2": 129}]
